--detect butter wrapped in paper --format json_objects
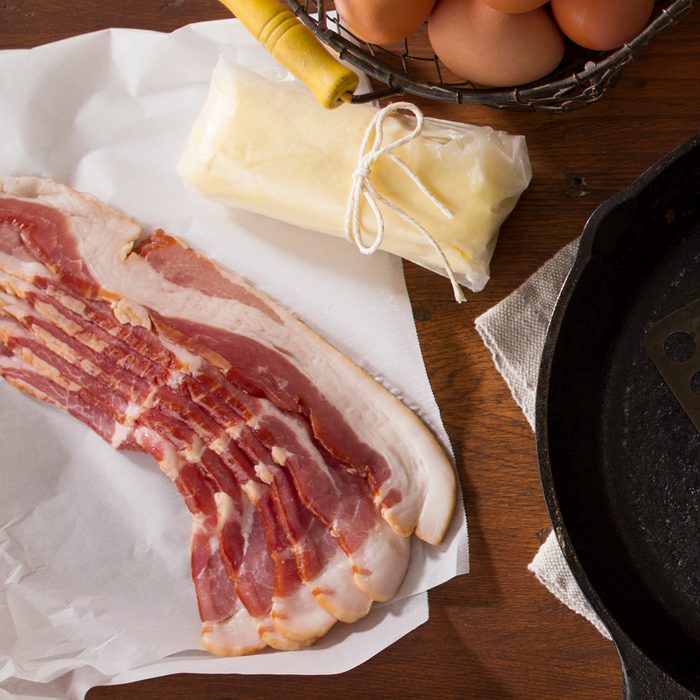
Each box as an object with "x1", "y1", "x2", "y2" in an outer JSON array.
[{"x1": 178, "y1": 57, "x2": 532, "y2": 293}]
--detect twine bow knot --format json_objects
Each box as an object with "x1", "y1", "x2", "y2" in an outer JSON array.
[{"x1": 344, "y1": 101, "x2": 466, "y2": 303}]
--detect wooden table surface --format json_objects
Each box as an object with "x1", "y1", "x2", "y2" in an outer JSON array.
[{"x1": 2, "y1": 3, "x2": 699, "y2": 699}]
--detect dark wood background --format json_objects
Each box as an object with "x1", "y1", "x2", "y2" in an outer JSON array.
[{"x1": 2, "y1": 2, "x2": 699, "y2": 698}]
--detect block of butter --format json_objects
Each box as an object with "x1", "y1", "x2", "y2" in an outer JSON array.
[{"x1": 178, "y1": 57, "x2": 531, "y2": 293}]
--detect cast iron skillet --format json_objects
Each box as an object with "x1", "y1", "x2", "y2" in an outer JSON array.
[{"x1": 536, "y1": 134, "x2": 700, "y2": 699}]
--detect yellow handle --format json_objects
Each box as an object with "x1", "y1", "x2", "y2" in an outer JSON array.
[{"x1": 219, "y1": 0, "x2": 360, "y2": 108}]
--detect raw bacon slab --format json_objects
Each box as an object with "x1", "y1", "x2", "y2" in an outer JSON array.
[{"x1": 0, "y1": 176, "x2": 458, "y2": 655}]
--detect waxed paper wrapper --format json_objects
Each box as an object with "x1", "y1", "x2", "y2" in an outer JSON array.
[{"x1": 0, "y1": 18, "x2": 469, "y2": 700}]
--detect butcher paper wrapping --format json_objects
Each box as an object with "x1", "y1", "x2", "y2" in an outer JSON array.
[{"x1": 178, "y1": 57, "x2": 532, "y2": 293}]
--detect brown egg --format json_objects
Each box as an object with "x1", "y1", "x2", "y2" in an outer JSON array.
[
  {"x1": 428, "y1": 0, "x2": 565, "y2": 87},
  {"x1": 335, "y1": 0, "x2": 437, "y2": 44},
  {"x1": 481, "y1": 0, "x2": 549, "y2": 13},
  {"x1": 551, "y1": 0, "x2": 654, "y2": 51}
]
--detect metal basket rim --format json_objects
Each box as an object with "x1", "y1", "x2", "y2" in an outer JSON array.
[{"x1": 288, "y1": 0, "x2": 696, "y2": 111}]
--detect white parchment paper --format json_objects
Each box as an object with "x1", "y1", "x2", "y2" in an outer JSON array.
[{"x1": 0, "y1": 18, "x2": 468, "y2": 699}]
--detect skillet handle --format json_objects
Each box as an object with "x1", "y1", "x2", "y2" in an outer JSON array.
[{"x1": 617, "y1": 637, "x2": 696, "y2": 700}]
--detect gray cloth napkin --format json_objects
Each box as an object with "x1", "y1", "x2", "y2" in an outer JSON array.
[{"x1": 475, "y1": 240, "x2": 611, "y2": 639}]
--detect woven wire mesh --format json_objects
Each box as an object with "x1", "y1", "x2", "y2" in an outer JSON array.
[{"x1": 287, "y1": 0, "x2": 696, "y2": 112}]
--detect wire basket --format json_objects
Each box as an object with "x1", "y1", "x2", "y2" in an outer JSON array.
[{"x1": 287, "y1": 0, "x2": 696, "y2": 112}]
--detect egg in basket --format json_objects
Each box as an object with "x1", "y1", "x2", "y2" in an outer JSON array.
[{"x1": 220, "y1": 0, "x2": 695, "y2": 112}]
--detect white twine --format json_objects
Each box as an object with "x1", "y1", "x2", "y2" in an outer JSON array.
[{"x1": 344, "y1": 101, "x2": 466, "y2": 303}]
